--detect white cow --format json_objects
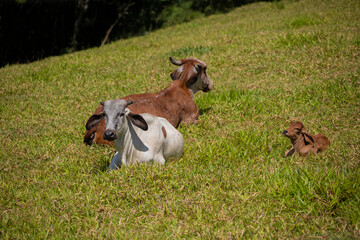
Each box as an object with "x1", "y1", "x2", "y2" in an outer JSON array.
[{"x1": 86, "y1": 99, "x2": 184, "y2": 170}]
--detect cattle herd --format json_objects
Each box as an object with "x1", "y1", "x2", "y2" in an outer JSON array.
[{"x1": 84, "y1": 57, "x2": 330, "y2": 170}]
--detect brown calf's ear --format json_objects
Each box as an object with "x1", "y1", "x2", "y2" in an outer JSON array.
[
  {"x1": 127, "y1": 112, "x2": 148, "y2": 131},
  {"x1": 86, "y1": 113, "x2": 105, "y2": 130},
  {"x1": 302, "y1": 132, "x2": 314, "y2": 145}
]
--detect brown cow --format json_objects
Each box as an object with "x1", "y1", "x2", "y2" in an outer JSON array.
[
  {"x1": 282, "y1": 121, "x2": 330, "y2": 157},
  {"x1": 84, "y1": 57, "x2": 214, "y2": 146}
]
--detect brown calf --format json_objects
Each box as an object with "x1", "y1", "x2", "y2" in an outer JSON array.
[
  {"x1": 84, "y1": 57, "x2": 214, "y2": 146},
  {"x1": 282, "y1": 121, "x2": 330, "y2": 157}
]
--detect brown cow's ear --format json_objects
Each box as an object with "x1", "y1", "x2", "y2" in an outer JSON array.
[
  {"x1": 195, "y1": 64, "x2": 202, "y2": 72},
  {"x1": 185, "y1": 75, "x2": 198, "y2": 87},
  {"x1": 86, "y1": 113, "x2": 105, "y2": 130},
  {"x1": 127, "y1": 113, "x2": 148, "y2": 131},
  {"x1": 170, "y1": 67, "x2": 182, "y2": 81},
  {"x1": 302, "y1": 132, "x2": 314, "y2": 145}
]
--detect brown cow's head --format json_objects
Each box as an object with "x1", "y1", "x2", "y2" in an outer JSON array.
[
  {"x1": 84, "y1": 104, "x2": 114, "y2": 146},
  {"x1": 170, "y1": 57, "x2": 214, "y2": 94}
]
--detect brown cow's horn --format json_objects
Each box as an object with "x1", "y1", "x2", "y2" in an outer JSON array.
[{"x1": 170, "y1": 57, "x2": 182, "y2": 66}]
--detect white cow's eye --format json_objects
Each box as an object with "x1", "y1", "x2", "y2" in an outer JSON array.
[{"x1": 120, "y1": 113, "x2": 125, "y2": 117}]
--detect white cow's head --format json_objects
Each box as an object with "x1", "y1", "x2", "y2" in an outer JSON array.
[{"x1": 86, "y1": 99, "x2": 148, "y2": 141}]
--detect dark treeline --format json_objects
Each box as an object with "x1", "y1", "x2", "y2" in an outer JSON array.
[{"x1": 0, "y1": 0, "x2": 268, "y2": 67}]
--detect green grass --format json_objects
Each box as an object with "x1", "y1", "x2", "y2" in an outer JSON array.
[{"x1": 1, "y1": 0, "x2": 359, "y2": 238}]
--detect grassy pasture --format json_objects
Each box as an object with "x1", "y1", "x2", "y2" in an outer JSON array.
[{"x1": 1, "y1": 0, "x2": 359, "y2": 238}]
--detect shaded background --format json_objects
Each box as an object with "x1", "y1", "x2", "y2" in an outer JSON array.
[{"x1": 0, "y1": 0, "x2": 269, "y2": 67}]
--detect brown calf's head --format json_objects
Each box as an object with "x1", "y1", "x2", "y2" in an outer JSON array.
[
  {"x1": 282, "y1": 121, "x2": 306, "y2": 142},
  {"x1": 283, "y1": 121, "x2": 317, "y2": 147},
  {"x1": 170, "y1": 57, "x2": 214, "y2": 93}
]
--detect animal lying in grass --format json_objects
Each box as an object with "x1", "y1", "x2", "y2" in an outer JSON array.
[
  {"x1": 282, "y1": 121, "x2": 330, "y2": 157},
  {"x1": 84, "y1": 57, "x2": 214, "y2": 145},
  {"x1": 86, "y1": 99, "x2": 184, "y2": 169},
  {"x1": 84, "y1": 57, "x2": 213, "y2": 146}
]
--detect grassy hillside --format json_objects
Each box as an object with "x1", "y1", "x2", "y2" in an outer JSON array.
[{"x1": 1, "y1": 0, "x2": 359, "y2": 238}]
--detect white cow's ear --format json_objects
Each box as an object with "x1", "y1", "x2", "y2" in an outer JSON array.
[
  {"x1": 86, "y1": 112, "x2": 105, "y2": 130},
  {"x1": 127, "y1": 112, "x2": 148, "y2": 131}
]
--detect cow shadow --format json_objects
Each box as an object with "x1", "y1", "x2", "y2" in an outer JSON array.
[{"x1": 199, "y1": 107, "x2": 212, "y2": 116}]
